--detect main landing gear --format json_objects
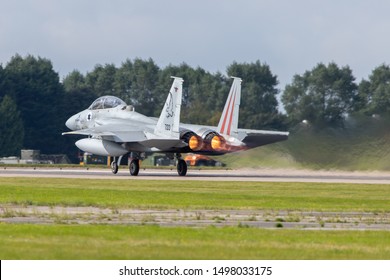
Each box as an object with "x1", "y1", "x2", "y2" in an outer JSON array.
[
  {"x1": 128, "y1": 153, "x2": 187, "y2": 176},
  {"x1": 176, "y1": 153, "x2": 187, "y2": 176},
  {"x1": 111, "y1": 153, "x2": 188, "y2": 177},
  {"x1": 129, "y1": 158, "x2": 140, "y2": 176},
  {"x1": 128, "y1": 152, "x2": 141, "y2": 176}
]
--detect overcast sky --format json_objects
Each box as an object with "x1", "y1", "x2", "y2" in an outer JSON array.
[{"x1": 2, "y1": 0, "x2": 390, "y2": 88}]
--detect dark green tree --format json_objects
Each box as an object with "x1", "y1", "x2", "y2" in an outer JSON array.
[
  {"x1": 0, "y1": 65, "x2": 5, "y2": 98},
  {"x1": 3, "y1": 54, "x2": 65, "y2": 153},
  {"x1": 353, "y1": 64, "x2": 390, "y2": 115},
  {"x1": 127, "y1": 58, "x2": 160, "y2": 116},
  {"x1": 159, "y1": 63, "x2": 229, "y2": 125},
  {"x1": 114, "y1": 59, "x2": 134, "y2": 104},
  {"x1": 282, "y1": 62, "x2": 357, "y2": 127},
  {"x1": 227, "y1": 61, "x2": 284, "y2": 129},
  {"x1": 62, "y1": 70, "x2": 96, "y2": 114},
  {"x1": 85, "y1": 64, "x2": 117, "y2": 97},
  {"x1": 63, "y1": 70, "x2": 89, "y2": 93},
  {"x1": 0, "y1": 95, "x2": 24, "y2": 156},
  {"x1": 111, "y1": 58, "x2": 160, "y2": 116}
]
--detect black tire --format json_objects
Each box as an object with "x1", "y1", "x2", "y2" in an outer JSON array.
[
  {"x1": 177, "y1": 159, "x2": 187, "y2": 176},
  {"x1": 111, "y1": 161, "x2": 118, "y2": 174},
  {"x1": 129, "y1": 159, "x2": 140, "y2": 176}
]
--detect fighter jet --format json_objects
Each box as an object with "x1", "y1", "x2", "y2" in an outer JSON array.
[{"x1": 63, "y1": 76, "x2": 289, "y2": 176}]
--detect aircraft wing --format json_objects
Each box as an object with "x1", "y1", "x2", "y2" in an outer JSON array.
[
  {"x1": 63, "y1": 125, "x2": 186, "y2": 150},
  {"x1": 62, "y1": 124, "x2": 148, "y2": 143}
]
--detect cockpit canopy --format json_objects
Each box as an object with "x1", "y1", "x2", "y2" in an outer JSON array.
[{"x1": 88, "y1": 96, "x2": 127, "y2": 110}]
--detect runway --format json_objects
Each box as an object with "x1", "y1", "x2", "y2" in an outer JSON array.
[{"x1": 1, "y1": 166, "x2": 390, "y2": 184}]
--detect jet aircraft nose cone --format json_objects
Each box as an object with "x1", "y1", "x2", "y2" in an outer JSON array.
[{"x1": 65, "y1": 115, "x2": 77, "y2": 130}]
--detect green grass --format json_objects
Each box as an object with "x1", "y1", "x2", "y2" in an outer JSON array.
[
  {"x1": 1, "y1": 177, "x2": 390, "y2": 259},
  {"x1": 1, "y1": 224, "x2": 390, "y2": 259},
  {"x1": 1, "y1": 178, "x2": 390, "y2": 212}
]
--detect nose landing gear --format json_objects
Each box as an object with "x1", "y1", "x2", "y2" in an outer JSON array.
[
  {"x1": 110, "y1": 155, "x2": 123, "y2": 174},
  {"x1": 111, "y1": 160, "x2": 118, "y2": 174}
]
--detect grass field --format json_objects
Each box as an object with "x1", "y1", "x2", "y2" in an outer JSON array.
[
  {"x1": 1, "y1": 177, "x2": 390, "y2": 212},
  {"x1": 1, "y1": 224, "x2": 390, "y2": 259},
  {"x1": 1, "y1": 177, "x2": 390, "y2": 259}
]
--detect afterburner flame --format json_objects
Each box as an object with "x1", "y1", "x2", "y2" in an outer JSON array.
[
  {"x1": 189, "y1": 135, "x2": 203, "y2": 151},
  {"x1": 211, "y1": 135, "x2": 226, "y2": 151}
]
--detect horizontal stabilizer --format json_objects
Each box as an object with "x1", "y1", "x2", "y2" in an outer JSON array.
[
  {"x1": 240, "y1": 130, "x2": 289, "y2": 148},
  {"x1": 62, "y1": 127, "x2": 147, "y2": 143}
]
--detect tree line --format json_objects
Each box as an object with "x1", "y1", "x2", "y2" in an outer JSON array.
[{"x1": 1, "y1": 54, "x2": 390, "y2": 161}]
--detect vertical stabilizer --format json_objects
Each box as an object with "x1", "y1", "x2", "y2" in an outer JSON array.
[
  {"x1": 154, "y1": 76, "x2": 183, "y2": 138},
  {"x1": 217, "y1": 77, "x2": 242, "y2": 137}
]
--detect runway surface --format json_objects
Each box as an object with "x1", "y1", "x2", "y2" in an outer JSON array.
[{"x1": 1, "y1": 166, "x2": 390, "y2": 184}]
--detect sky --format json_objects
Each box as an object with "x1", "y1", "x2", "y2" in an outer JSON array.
[{"x1": 2, "y1": 0, "x2": 390, "y2": 89}]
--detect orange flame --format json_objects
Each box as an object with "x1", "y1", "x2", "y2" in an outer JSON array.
[
  {"x1": 211, "y1": 135, "x2": 226, "y2": 151},
  {"x1": 189, "y1": 135, "x2": 203, "y2": 151}
]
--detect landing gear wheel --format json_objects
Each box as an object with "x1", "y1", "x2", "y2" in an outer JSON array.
[
  {"x1": 111, "y1": 161, "x2": 118, "y2": 174},
  {"x1": 177, "y1": 159, "x2": 187, "y2": 176},
  {"x1": 129, "y1": 159, "x2": 140, "y2": 176}
]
